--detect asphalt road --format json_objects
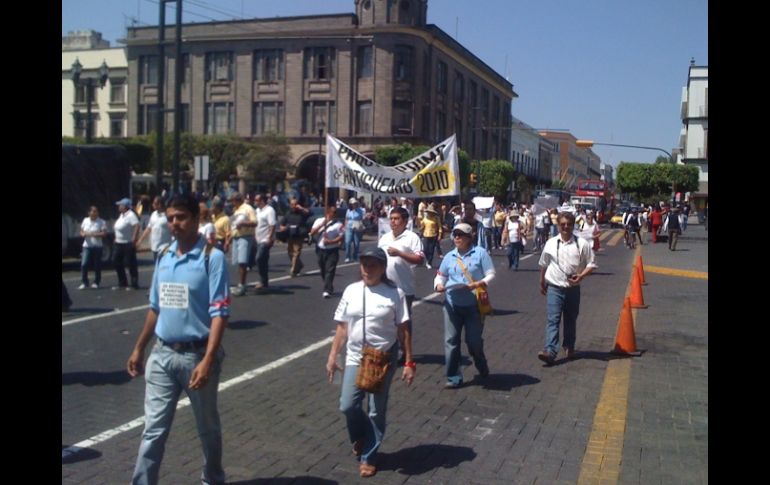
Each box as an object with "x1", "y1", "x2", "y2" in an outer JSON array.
[{"x1": 63, "y1": 225, "x2": 703, "y2": 484}]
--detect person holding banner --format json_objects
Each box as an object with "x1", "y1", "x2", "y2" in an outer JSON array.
[{"x1": 434, "y1": 222, "x2": 495, "y2": 388}]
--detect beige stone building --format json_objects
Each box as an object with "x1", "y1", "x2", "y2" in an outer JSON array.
[
  {"x1": 123, "y1": 0, "x2": 515, "y2": 188},
  {"x1": 538, "y1": 131, "x2": 600, "y2": 190}
]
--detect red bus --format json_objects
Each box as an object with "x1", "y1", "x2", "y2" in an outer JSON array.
[{"x1": 575, "y1": 179, "x2": 614, "y2": 223}]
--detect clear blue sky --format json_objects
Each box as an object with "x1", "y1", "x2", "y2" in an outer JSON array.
[{"x1": 62, "y1": 0, "x2": 708, "y2": 168}]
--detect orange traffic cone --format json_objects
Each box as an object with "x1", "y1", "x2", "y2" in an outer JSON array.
[
  {"x1": 613, "y1": 297, "x2": 640, "y2": 355},
  {"x1": 636, "y1": 255, "x2": 647, "y2": 285},
  {"x1": 629, "y1": 264, "x2": 648, "y2": 308}
]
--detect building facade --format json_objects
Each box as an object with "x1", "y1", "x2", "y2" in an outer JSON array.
[
  {"x1": 118, "y1": 0, "x2": 514, "y2": 188},
  {"x1": 509, "y1": 116, "x2": 543, "y2": 188},
  {"x1": 538, "y1": 130, "x2": 597, "y2": 190},
  {"x1": 677, "y1": 59, "x2": 707, "y2": 213},
  {"x1": 62, "y1": 32, "x2": 128, "y2": 140}
]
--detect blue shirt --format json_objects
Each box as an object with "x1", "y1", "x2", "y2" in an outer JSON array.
[
  {"x1": 437, "y1": 245, "x2": 494, "y2": 307},
  {"x1": 150, "y1": 236, "x2": 230, "y2": 342},
  {"x1": 346, "y1": 207, "x2": 364, "y2": 223}
]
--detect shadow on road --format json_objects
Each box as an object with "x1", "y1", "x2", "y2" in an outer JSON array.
[
  {"x1": 544, "y1": 350, "x2": 644, "y2": 367},
  {"x1": 491, "y1": 308, "x2": 519, "y2": 316},
  {"x1": 412, "y1": 354, "x2": 469, "y2": 366},
  {"x1": 477, "y1": 373, "x2": 540, "y2": 391},
  {"x1": 62, "y1": 370, "x2": 131, "y2": 386},
  {"x1": 229, "y1": 478, "x2": 337, "y2": 485},
  {"x1": 377, "y1": 444, "x2": 477, "y2": 475},
  {"x1": 228, "y1": 320, "x2": 269, "y2": 330},
  {"x1": 62, "y1": 445, "x2": 102, "y2": 465},
  {"x1": 62, "y1": 307, "x2": 115, "y2": 316}
]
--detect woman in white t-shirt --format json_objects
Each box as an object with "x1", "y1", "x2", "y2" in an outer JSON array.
[
  {"x1": 326, "y1": 247, "x2": 416, "y2": 478},
  {"x1": 79, "y1": 206, "x2": 107, "y2": 289},
  {"x1": 198, "y1": 202, "x2": 216, "y2": 245}
]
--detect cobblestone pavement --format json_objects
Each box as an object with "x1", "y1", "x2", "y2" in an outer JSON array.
[{"x1": 62, "y1": 222, "x2": 707, "y2": 484}]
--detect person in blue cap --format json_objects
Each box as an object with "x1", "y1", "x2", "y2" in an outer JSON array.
[{"x1": 113, "y1": 197, "x2": 141, "y2": 290}]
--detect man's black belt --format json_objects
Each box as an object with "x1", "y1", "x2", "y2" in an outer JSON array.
[{"x1": 158, "y1": 337, "x2": 208, "y2": 352}]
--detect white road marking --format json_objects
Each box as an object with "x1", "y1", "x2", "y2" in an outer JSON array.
[
  {"x1": 60, "y1": 262, "x2": 361, "y2": 326},
  {"x1": 62, "y1": 282, "x2": 445, "y2": 459},
  {"x1": 62, "y1": 336, "x2": 334, "y2": 460}
]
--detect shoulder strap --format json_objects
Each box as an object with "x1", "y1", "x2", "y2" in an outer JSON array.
[
  {"x1": 204, "y1": 242, "x2": 214, "y2": 275},
  {"x1": 455, "y1": 256, "x2": 476, "y2": 284},
  {"x1": 362, "y1": 283, "x2": 367, "y2": 346},
  {"x1": 156, "y1": 242, "x2": 172, "y2": 269}
]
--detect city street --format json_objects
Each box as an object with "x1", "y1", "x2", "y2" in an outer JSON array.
[{"x1": 62, "y1": 223, "x2": 708, "y2": 484}]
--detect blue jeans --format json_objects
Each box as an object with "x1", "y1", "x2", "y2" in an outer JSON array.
[
  {"x1": 339, "y1": 343, "x2": 399, "y2": 465},
  {"x1": 544, "y1": 285, "x2": 580, "y2": 356},
  {"x1": 81, "y1": 246, "x2": 102, "y2": 286},
  {"x1": 132, "y1": 341, "x2": 225, "y2": 485},
  {"x1": 443, "y1": 302, "x2": 488, "y2": 385},
  {"x1": 506, "y1": 242, "x2": 522, "y2": 269},
  {"x1": 255, "y1": 242, "x2": 271, "y2": 286},
  {"x1": 345, "y1": 228, "x2": 362, "y2": 261}
]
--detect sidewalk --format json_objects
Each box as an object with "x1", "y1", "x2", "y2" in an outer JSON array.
[{"x1": 617, "y1": 220, "x2": 708, "y2": 484}]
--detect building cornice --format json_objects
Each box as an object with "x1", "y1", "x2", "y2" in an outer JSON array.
[{"x1": 126, "y1": 20, "x2": 514, "y2": 98}]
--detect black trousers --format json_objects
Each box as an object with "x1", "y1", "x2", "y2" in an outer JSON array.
[
  {"x1": 113, "y1": 242, "x2": 139, "y2": 288},
  {"x1": 316, "y1": 247, "x2": 339, "y2": 294}
]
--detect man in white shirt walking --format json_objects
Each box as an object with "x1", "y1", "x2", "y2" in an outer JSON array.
[
  {"x1": 378, "y1": 207, "x2": 424, "y2": 332},
  {"x1": 537, "y1": 211, "x2": 597, "y2": 365},
  {"x1": 253, "y1": 194, "x2": 277, "y2": 293}
]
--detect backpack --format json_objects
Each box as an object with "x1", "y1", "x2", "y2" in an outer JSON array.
[{"x1": 157, "y1": 241, "x2": 216, "y2": 275}]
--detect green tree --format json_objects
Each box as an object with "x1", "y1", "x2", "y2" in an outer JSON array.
[
  {"x1": 193, "y1": 134, "x2": 252, "y2": 190},
  {"x1": 616, "y1": 161, "x2": 699, "y2": 203},
  {"x1": 477, "y1": 159, "x2": 514, "y2": 199},
  {"x1": 671, "y1": 164, "x2": 700, "y2": 194},
  {"x1": 374, "y1": 143, "x2": 429, "y2": 166},
  {"x1": 616, "y1": 162, "x2": 654, "y2": 200},
  {"x1": 63, "y1": 135, "x2": 155, "y2": 173},
  {"x1": 242, "y1": 133, "x2": 292, "y2": 186}
]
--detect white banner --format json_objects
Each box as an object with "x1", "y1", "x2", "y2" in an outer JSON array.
[{"x1": 325, "y1": 134, "x2": 460, "y2": 198}]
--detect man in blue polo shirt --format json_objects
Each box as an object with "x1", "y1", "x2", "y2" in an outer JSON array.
[{"x1": 127, "y1": 193, "x2": 230, "y2": 485}]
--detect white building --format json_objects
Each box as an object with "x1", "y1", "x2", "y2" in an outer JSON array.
[
  {"x1": 510, "y1": 116, "x2": 542, "y2": 180},
  {"x1": 62, "y1": 31, "x2": 127, "y2": 139},
  {"x1": 677, "y1": 59, "x2": 707, "y2": 212}
]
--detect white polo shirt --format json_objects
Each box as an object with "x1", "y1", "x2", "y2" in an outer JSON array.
[{"x1": 378, "y1": 229, "x2": 424, "y2": 296}]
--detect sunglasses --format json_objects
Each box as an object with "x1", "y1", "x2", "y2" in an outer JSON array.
[{"x1": 452, "y1": 232, "x2": 471, "y2": 238}]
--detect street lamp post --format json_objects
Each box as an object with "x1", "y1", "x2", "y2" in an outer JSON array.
[
  {"x1": 575, "y1": 139, "x2": 677, "y2": 203},
  {"x1": 71, "y1": 58, "x2": 109, "y2": 144},
  {"x1": 316, "y1": 120, "x2": 326, "y2": 201}
]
